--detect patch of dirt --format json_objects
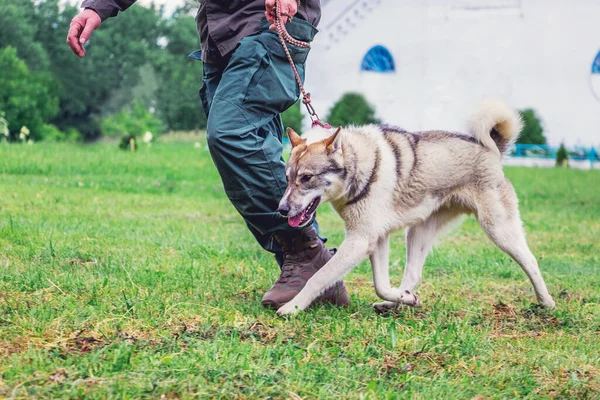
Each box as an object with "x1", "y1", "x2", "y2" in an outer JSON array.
[
  {"x1": 68, "y1": 257, "x2": 98, "y2": 267},
  {"x1": 377, "y1": 305, "x2": 429, "y2": 320},
  {"x1": 486, "y1": 302, "x2": 562, "y2": 338},
  {"x1": 243, "y1": 321, "x2": 282, "y2": 343},
  {"x1": 63, "y1": 330, "x2": 105, "y2": 353},
  {"x1": 48, "y1": 368, "x2": 68, "y2": 384},
  {"x1": 557, "y1": 289, "x2": 599, "y2": 305},
  {"x1": 0, "y1": 337, "x2": 29, "y2": 356},
  {"x1": 379, "y1": 351, "x2": 450, "y2": 376},
  {"x1": 534, "y1": 365, "x2": 600, "y2": 398},
  {"x1": 172, "y1": 321, "x2": 291, "y2": 345}
]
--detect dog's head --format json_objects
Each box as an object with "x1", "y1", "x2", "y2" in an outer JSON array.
[{"x1": 278, "y1": 127, "x2": 346, "y2": 227}]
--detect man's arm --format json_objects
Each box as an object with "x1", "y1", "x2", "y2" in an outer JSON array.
[
  {"x1": 81, "y1": 0, "x2": 138, "y2": 21},
  {"x1": 67, "y1": 0, "x2": 138, "y2": 58}
]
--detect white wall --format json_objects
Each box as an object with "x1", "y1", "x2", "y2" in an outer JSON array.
[{"x1": 306, "y1": 0, "x2": 600, "y2": 146}]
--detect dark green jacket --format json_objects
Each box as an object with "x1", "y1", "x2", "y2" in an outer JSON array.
[{"x1": 80, "y1": 0, "x2": 321, "y2": 62}]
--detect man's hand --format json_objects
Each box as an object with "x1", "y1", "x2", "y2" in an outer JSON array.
[
  {"x1": 67, "y1": 9, "x2": 102, "y2": 58},
  {"x1": 265, "y1": 0, "x2": 299, "y2": 30}
]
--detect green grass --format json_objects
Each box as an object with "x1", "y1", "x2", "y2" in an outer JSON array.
[{"x1": 1, "y1": 139, "x2": 599, "y2": 399}]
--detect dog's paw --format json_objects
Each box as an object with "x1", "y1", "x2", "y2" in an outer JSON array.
[
  {"x1": 373, "y1": 301, "x2": 398, "y2": 314},
  {"x1": 277, "y1": 302, "x2": 301, "y2": 316},
  {"x1": 540, "y1": 298, "x2": 556, "y2": 309},
  {"x1": 373, "y1": 294, "x2": 420, "y2": 315},
  {"x1": 400, "y1": 291, "x2": 420, "y2": 307}
]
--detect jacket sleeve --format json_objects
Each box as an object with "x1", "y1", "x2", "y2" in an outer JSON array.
[{"x1": 81, "y1": 0, "x2": 138, "y2": 21}]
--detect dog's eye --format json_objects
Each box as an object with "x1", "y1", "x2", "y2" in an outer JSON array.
[{"x1": 300, "y1": 174, "x2": 313, "y2": 184}]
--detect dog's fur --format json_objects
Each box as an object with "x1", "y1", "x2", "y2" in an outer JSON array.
[{"x1": 276, "y1": 100, "x2": 555, "y2": 315}]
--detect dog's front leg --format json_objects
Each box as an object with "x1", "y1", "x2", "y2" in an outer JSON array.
[
  {"x1": 371, "y1": 234, "x2": 420, "y2": 307},
  {"x1": 277, "y1": 235, "x2": 369, "y2": 315}
]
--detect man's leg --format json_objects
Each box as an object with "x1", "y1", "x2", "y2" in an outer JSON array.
[
  {"x1": 201, "y1": 19, "x2": 348, "y2": 309},
  {"x1": 199, "y1": 57, "x2": 288, "y2": 260}
]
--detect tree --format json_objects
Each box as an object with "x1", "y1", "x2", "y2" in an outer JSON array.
[
  {"x1": 0, "y1": 0, "x2": 50, "y2": 71},
  {"x1": 0, "y1": 47, "x2": 59, "y2": 140},
  {"x1": 281, "y1": 101, "x2": 305, "y2": 134},
  {"x1": 152, "y1": 14, "x2": 206, "y2": 131},
  {"x1": 0, "y1": 0, "x2": 204, "y2": 138},
  {"x1": 517, "y1": 108, "x2": 547, "y2": 145},
  {"x1": 101, "y1": 100, "x2": 162, "y2": 138},
  {"x1": 327, "y1": 92, "x2": 380, "y2": 127},
  {"x1": 33, "y1": 0, "x2": 163, "y2": 139},
  {"x1": 556, "y1": 143, "x2": 568, "y2": 167}
]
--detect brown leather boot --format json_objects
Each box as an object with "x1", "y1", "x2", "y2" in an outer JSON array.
[{"x1": 261, "y1": 226, "x2": 350, "y2": 310}]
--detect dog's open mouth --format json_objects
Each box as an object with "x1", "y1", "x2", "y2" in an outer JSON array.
[{"x1": 288, "y1": 197, "x2": 321, "y2": 228}]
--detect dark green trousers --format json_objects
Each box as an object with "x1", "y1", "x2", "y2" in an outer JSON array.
[{"x1": 198, "y1": 18, "x2": 319, "y2": 264}]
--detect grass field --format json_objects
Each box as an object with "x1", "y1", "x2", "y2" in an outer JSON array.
[{"x1": 1, "y1": 138, "x2": 599, "y2": 399}]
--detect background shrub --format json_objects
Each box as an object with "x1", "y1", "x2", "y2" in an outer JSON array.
[
  {"x1": 282, "y1": 101, "x2": 305, "y2": 134},
  {"x1": 518, "y1": 108, "x2": 547, "y2": 145},
  {"x1": 0, "y1": 0, "x2": 206, "y2": 141},
  {"x1": 327, "y1": 92, "x2": 380, "y2": 127},
  {"x1": 101, "y1": 100, "x2": 163, "y2": 139},
  {"x1": 38, "y1": 124, "x2": 81, "y2": 142},
  {"x1": 0, "y1": 46, "x2": 59, "y2": 141},
  {"x1": 556, "y1": 143, "x2": 568, "y2": 167}
]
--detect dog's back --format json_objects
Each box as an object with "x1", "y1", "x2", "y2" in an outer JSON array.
[{"x1": 333, "y1": 101, "x2": 523, "y2": 225}]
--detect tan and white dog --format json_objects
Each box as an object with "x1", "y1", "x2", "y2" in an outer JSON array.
[{"x1": 276, "y1": 100, "x2": 555, "y2": 315}]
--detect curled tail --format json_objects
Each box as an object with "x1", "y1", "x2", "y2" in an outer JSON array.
[{"x1": 467, "y1": 100, "x2": 523, "y2": 155}]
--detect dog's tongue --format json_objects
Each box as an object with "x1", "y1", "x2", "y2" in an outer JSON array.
[{"x1": 288, "y1": 213, "x2": 304, "y2": 228}]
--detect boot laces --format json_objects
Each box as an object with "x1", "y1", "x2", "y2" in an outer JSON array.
[
  {"x1": 274, "y1": 232, "x2": 318, "y2": 283},
  {"x1": 277, "y1": 251, "x2": 301, "y2": 283}
]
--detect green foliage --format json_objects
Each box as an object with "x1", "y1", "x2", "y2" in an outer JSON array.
[
  {"x1": 38, "y1": 124, "x2": 64, "y2": 142},
  {"x1": 1, "y1": 142, "x2": 600, "y2": 398},
  {"x1": 0, "y1": 112, "x2": 9, "y2": 141},
  {"x1": 281, "y1": 101, "x2": 305, "y2": 134},
  {"x1": 556, "y1": 143, "x2": 569, "y2": 167},
  {"x1": 0, "y1": 0, "x2": 209, "y2": 139},
  {"x1": 327, "y1": 92, "x2": 380, "y2": 127},
  {"x1": 0, "y1": 0, "x2": 50, "y2": 70},
  {"x1": 32, "y1": 0, "x2": 163, "y2": 139},
  {"x1": 119, "y1": 134, "x2": 138, "y2": 151},
  {"x1": 0, "y1": 46, "x2": 59, "y2": 141},
  {"x1": 101, "y1": 100, "x2": 163, "y2": 139},
  {"x1": 38, "y1": 124, "x2": 81, "y2": 142},
  {"x1": 152, "y1": 15, "x2": 206, "y2": 132},
  {"x1": 517, "y1": 108, "x2": 547, "y2": 145}
]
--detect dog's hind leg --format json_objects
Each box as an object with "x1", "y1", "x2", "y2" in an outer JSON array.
[
  {"x1": 373, "y1": 208, "x2": 460, "y2": 313},
  {"x1": 475, "y1": 180, "x2": 555, "y2": 308}
]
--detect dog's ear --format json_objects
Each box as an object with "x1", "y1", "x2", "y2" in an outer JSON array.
[
  {"x1": 324, "y1": 127, "x2": 343, "y2": 154},
  {"x1": 286, "y1": 127, "x2": 305, "y2": 148}
]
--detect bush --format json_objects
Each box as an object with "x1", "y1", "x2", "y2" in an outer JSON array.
[
  {"x1": 101, "y1": 100, "x2": 163, "y2": 139},
  {"x1": 556, "y1": 143, "x2": 568, "y2": 167},
  {"x1": 152, "y1": 15, "x2": 207, "y2": 132},
  {"x1": 282, "y1": 101, "x2": 305, "y2": 134},
  {"x1": 0, "y1": 46, "x2": 59, "y2": 141},
  {"x1": 517, "y1": 109, "x2": 547, "y2": 145},
  {"x1": 38, "y1": 124, "x2": 81, "y2": 142},
  {"x1": 0, "y1": 112, "x2": 9, "y2": 141},
  {"x1": 327, "y1": 92, "x2": 380, "y2": 127},
  {"x1": 119, "y1": 134, "x2": 138, "y2": 151}
]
